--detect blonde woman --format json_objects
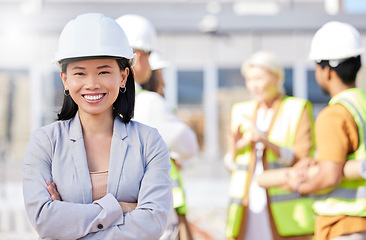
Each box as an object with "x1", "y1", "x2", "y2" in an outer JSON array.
[{"x1": 225, "y1": 51, "x2": 315, "y2": 240}]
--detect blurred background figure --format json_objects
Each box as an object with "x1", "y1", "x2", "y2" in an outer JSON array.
[
  {"x1": 224, "y1": 51, "x2": 315, "y2": 240},
  {"x1": 142, "y1": 51, "x2": 199, "y2": 240},
  {"x1": 116, "y1": 14, "x2": 156, "y2": 87},
  {"x1": 117, "y1": 14, "x2": 199, "y2": 240},
  {"x1": 285, "y1": 21, "x2": 366, "y2": 240},
  {"x1": 141, "y1": 52, "x2": 167, "y2": 97}
]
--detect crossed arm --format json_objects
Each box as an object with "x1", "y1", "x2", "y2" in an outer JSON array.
[
  {"x1": 46, "y1": 181, "x2": 137, "y2": 214},
  {"x1": 23, "y1": 127, "x2": 172, "y2": 240}
]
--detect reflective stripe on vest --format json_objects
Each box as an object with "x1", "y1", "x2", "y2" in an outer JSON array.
[
  {"x1": 267, "y1": 97, "x2": 315, "y2": 236},
  {"x1": 170, "y1": 159, "x2": 187, "y2": 215},
  {"x1": 226, "y1": 97, "x2": 315, "y2": 238},
  {"x1": 314, "y1": 88, "x2": 366, "y2": 216},
  {"x1": 226, "y1": 101, "x2": 256, "y2": 238}
]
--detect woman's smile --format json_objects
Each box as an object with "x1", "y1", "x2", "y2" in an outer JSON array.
[{"x1": 82, "y1": 93, "x2": 106, "y2": 102}]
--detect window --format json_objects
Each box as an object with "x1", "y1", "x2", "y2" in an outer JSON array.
[
  {"x1": 53, "y1": 71, "x2": 64, "y2": 108},
  {"x1": 284, "y1": 68, "x2": 293, "y2": 96},
  {"x1": 343, "y1": 0, "x2": 366, "y2": 14},
  {"x1": 218, "y1": 68, "x2": 244, "y2": 88},
  {"x1": 177, "y1": 70, "x2": 203, "y2": 105}
]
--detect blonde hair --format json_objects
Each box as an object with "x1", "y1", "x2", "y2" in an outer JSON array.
[{"x1": 241, "y1": 51, "x2": 285, "y2": 94}]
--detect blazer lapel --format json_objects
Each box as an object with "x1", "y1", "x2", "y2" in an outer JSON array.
[
  {"x1": 69, "y1": 114, "x2": 93, "y2": 204},
  {"x1": 107, "y1": 117, "x2": 128, "y2": 197}
]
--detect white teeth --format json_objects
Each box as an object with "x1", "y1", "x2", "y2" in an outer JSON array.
[{"x1": 84, "y1": 94, "x2": 103, "y2": 100}]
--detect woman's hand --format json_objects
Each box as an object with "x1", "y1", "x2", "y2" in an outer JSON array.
[
  {"x1": 46, "y1": 180, "x2": 137, "y2": 213},
  {"x1": 281, "y1": 158, "x2": 317, "y2": 191},
  {"x1": 46, "y1": 180, "x2": 61, "y2": 201},
  {"x1": 119, "y1": 202, "x2": 137, "y2": 214},
  {"x1": 292, "y1": 157, "x2": 316, "y2": 182},
  {"x1": 229, "y1": 126, "x2": 250, "y2": 154}
]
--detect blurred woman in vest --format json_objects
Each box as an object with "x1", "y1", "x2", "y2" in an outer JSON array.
[{"x1": 224, "y1": 51, "x2": 315, "y2": 240}]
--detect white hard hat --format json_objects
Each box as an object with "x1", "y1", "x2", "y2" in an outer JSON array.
[
  {"x1": 309, "y1": 21, "x2": 364, "y2": 64},
  {"x1": 149, "y1": 52, "x2": 170, "y2": 71},
  {"x1": 116, "y1": 14, "x2": 157, "y2": 52},
  {"x1": 54, "y1": 13, "x2": 136, "y2": 66}
]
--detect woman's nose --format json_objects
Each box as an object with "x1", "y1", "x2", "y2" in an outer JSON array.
[{"x1": 85, "y1": 75, "x2": 100, "y2": 89}]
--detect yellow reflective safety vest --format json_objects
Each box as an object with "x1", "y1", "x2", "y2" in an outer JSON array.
[
  {"x1": 313, "y1": 88, "x2": 366, "y2": 216},
  {"x1": 171, "y1": 159, "x2": 187, "y2": 215},
  {"x1": 226, "y1": 96, "x2": 315, "y2": 239}
]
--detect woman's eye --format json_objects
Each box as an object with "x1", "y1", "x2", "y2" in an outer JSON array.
[
  {"x1": 99, "y1": 71, "x2": 110, "y2": 75},
  {"x1": 74, "y1": 72, "x2": 85, "y2": 76}
]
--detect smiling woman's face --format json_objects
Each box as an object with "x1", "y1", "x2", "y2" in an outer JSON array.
[{"x1": 61, "y1": 58, "x2": 128, "y2": 117}]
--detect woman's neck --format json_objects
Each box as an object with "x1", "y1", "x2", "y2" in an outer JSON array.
[
  {"x1": 78, "y1": 111, "x2": 114, "y2": 137},
  {"x1": 260, "y1": 93, "x2": 282, "y2": 109}
]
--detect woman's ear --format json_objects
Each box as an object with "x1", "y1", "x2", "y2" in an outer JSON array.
[
  {"x1": 120, "y1": 67, "x2": 129, "y2": 88},
  {"x1": 60, "y1": 71, "x2": 68, "y2": 90}
]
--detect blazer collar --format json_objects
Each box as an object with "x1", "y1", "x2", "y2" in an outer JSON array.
[
  {"x1": 69, "y1": 112, "x2": 91, "y2": 203},
  {"x1": 69, "y1": 112, "x2": 129, "y2": 202},
  {"x1": 108, "y1": 116, "x2": 128, "y2": 196},
  {"x1": 69, "y1": 112, "x2": 127, "y2": 141},
  {"x1": 69, "y1": 111, "x2": 83, "y2": 142}
]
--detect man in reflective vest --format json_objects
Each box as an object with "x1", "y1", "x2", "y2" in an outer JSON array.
[
  {"x1": 285, "y1": 21, "x2": 366, "y2": 240},
  {"x1": 225, "y1": 51, "x2": 315, "y2": 240}
]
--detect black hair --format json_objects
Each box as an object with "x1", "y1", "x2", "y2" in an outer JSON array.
[
  {"x1": 57, "y1": 56, "x2": 135, "y2": 123},
  {"x1": 318, "y1": 55, "x2": 361, "y2": 86}
]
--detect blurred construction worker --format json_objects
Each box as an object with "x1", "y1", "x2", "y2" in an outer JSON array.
[
  {"x1": 285, "y1": 21, "x2": 366, "y2": 240},
  {"x1": 224, "y1": 51, "x2": 315, "y2": 240},
  {"x1": 116, "y1": 14, "x2": 155, "y2": 86},
  {"x1": 117, "y1": 15, "x2": 199, "y2": 240},
  {"x1": 141, "y1": 52, "x2": 198, "y2": 240},
  {"x1": 141, "y1": 52, "x2": 166, "y2": 96}
]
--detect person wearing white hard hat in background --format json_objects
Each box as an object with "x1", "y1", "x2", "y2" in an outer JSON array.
[
  {"x1": 117, "y1": 15, "x2": 199, "y2": 240},
  {"x1": 116, "y1": 14, "x2": 156, "y2": 87},
  {"x1": 284, "y1": 21, "x2": 366, "y2": 240},
  {"x1": 224, "y1": 51, "x2": 315, "y2": 240},
  {"x1": 141, "y1": 52, "x2": 199, "y2": 240},
  {"x1": 141, "y1": 52, "x2": 168, "y2": 96},
  {"x1": 22, "y1": 13, "x2": 172, "y2": 240}
]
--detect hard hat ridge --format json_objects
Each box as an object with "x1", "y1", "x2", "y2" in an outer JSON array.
[
  {"x1": 309, "y1": 21, "x2": 364, "y2": 64},
  {"x1": 116, "y1": 14, "x2": 157, "y2": 53},
  {"x1": 54, "y1": 13, "x2": 136, "y2": 67}
]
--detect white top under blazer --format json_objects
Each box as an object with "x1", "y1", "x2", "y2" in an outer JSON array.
[{"x1": 23, "y1": 113, "x2": 173, "y2": 240}]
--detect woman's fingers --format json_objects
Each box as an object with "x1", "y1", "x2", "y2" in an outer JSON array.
[
  {"x1": 46, "y1": 181, "x2": 61, "y2": 201},
  {"x1": 119, "y1": 202, "x2": 138, "y2": 213}
]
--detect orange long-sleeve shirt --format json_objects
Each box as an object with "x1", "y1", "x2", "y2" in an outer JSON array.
[{"x1": 315, "y1": 103, "x2": 366, "y2": 240}]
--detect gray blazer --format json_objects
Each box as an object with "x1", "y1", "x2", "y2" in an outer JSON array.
[{"x1": 23, "y1": 114, "x2": 172, "y2": 240}]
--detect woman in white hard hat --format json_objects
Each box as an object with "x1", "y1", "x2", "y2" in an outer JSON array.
[
  {"x1": 23, "y1": 13, "x2": 172, "y2": 240},
  {"x1": 225, "y1": 51, "x2": 315, "y2": 240}
]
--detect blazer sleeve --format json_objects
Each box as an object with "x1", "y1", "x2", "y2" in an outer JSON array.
[
  {"x1": 23, "y1": 129, "x2": 124, "y2": 239},
  {"x1": 79, "y1": 127, "x2": 173, "y2": 240},
  {"x1": 23, "y1": 126, "x2": 172, "y2": 240}
]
